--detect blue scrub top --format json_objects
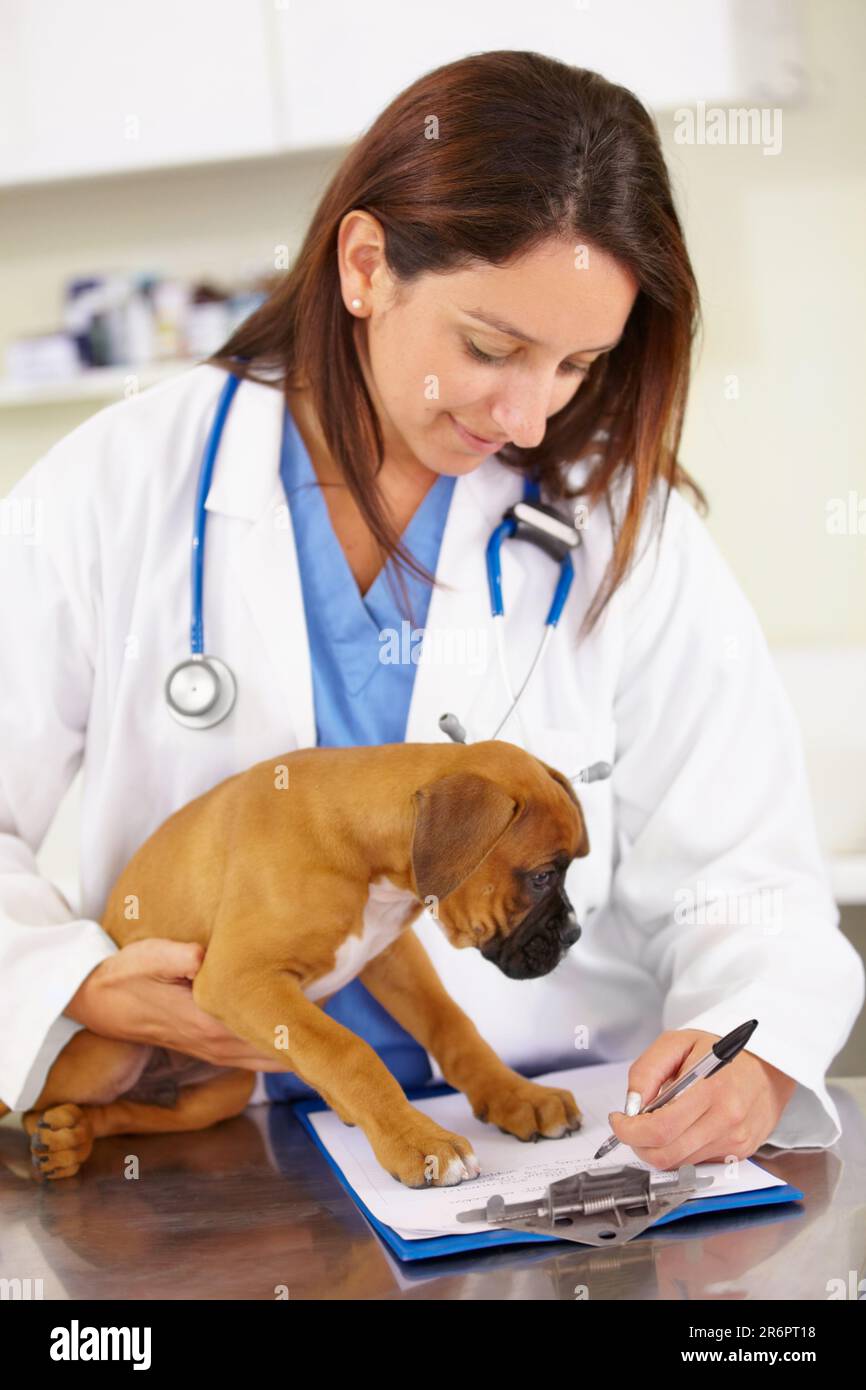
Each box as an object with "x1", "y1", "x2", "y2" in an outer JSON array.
[{"x1": 265, "y1": 405, "x2": 458, "y2": 1102}]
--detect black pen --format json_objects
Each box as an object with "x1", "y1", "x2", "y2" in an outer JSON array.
[{"x1": 593, "y1": 1020, "x2": 759, "y2": 1160}]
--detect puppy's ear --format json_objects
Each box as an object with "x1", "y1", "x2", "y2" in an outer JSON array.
[
  {"x1": 537, "y1": 761, "x2": 591, "y2": 859},
  {"x1": 411, "y1": 773, "x2": 519, "y2": 903}
]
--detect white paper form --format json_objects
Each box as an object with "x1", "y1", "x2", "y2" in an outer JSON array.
[{"x1": 306, "y1": 1059, "x2": 786, "y2": 1240}]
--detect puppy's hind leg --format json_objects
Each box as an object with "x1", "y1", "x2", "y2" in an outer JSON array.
[{"x1": 27, "y1": 1069, "x2": 255, "y2": 1181}]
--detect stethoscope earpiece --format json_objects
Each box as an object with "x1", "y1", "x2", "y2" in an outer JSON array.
[
  {"x1": 440, "y1": 713, "x2": 613, "y2": 786},
  {"x1": 570, "y1": 760, "x2": 613, "y2": 785},
  {"x1": 438, "y1": 713, "x2": 468, "y2": 744}
]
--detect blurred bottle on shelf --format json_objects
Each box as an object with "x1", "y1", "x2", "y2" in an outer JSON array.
[
  {"x1": 151, "y1": 277, "x2": 191, "y2": 360},
  {"x1": 3, "y1": 267, "x2": 271, "y2": 388}
]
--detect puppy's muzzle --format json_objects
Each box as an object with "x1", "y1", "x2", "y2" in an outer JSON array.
[{"x1": 480, "y1": 888, "x2": 581, "y2": 980}]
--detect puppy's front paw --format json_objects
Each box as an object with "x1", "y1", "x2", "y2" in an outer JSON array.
[
  {"x1": 471, "y1": 1075, "x2": 582, "y2": 1142},
  {"x1": 372, "y1": 1115, "x2": 481, "y2": 1188}
]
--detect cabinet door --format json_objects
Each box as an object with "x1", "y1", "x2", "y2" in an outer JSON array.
[
  {"x1": 0, "y1": 0, "x2": 279, "y2": 185},
  {"x1": 270, "y1": 0, "x2": 805, "y2": 151}
]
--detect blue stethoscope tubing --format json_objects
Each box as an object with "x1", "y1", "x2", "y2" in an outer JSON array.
[
  {"x1": 164, "y1": 372, "x2": 241, "y2": 729},
  {"x1": 190, "y1": 370, "x2": 242, "y2": 656},
  {"x1": 165, "y1": 369, "x2": 598, "y2": 776}
]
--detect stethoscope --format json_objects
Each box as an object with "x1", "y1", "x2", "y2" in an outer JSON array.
[
  {"x1": 438, "y1": 477, "x2": 611, "y2": 786},
  {"x1": 164, "y1": 371, "x2": 241, "y2": 729},
  {"x1": 165, "y1": 371, "x2": 612, "y2": 785}
]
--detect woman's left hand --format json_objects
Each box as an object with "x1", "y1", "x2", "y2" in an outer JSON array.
[{"x1": 607, "y1": 1029, "x2": 798, "y2": 1167}]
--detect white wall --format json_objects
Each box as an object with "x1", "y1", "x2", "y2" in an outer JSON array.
[{"x1": 668, "y1": 0, "x2": 866, "y2": 646}]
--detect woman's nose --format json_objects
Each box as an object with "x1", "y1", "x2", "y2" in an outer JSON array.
[{"x1": 490, "y1": 391, "x2": 550, "y2": 450}]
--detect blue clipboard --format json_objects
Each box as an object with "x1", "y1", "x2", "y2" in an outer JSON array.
[{"x1": 287, "y1": 1081, "x2": 804, "y2": 1263}]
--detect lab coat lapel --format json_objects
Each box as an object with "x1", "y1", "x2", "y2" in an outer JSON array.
[
  {"x1": 404, "y1": 456, "x2": 526, "y2": 745},
  {"x1": 203, "y1": 374, "x2": 317, "y2": 750}
]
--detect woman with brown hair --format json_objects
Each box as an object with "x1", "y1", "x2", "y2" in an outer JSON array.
[{"x1": 1, "y1": 51, "x2": 860, "y2": 1171}]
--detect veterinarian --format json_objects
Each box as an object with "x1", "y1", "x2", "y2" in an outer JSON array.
[{"x1": 1, "y1": 51, "x2": 862, "y2": 1171}]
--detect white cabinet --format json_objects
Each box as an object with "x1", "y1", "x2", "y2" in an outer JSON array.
[
  {"x1": 0, "y1": 0, "x2": 280, "y2": 184},
  {"x1": 0, "y1": 0, "x2": 805, "y2": 186},
  {"x1": 270, "y1": 0, "x2": 806, "y2": 152}
]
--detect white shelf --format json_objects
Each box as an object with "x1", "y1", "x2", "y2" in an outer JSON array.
[{"x1": 0, "y1": 360, "x2": 192, "y2": 408}]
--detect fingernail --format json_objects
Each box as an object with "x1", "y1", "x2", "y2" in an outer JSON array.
[{"x1": 625, "y1": 1090, "x2": 642, "y2": 1117}]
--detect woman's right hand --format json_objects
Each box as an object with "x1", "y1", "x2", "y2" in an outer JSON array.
[{"x1": 64, "y1": 938, "x2": 289, "y2": 1071}]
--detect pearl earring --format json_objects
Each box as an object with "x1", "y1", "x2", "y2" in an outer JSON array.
[{"x1": 351, "y1": 297, "x2": 363, "y2": 310}]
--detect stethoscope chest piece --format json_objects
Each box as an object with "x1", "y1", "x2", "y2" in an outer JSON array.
[
  {"x1": 164, "y1": 369, "x2": 245, "y2": 730},
  {"x1": 165, "y1": 654, "x2": 237, "y2": 730}
]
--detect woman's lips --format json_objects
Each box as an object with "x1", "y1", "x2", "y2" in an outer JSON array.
[{"x1": 449, "y1": 414, "x2": 507, "y2": 452}]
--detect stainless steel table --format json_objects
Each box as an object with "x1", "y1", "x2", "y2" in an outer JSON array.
[{"x1": 1, "y1": 1079, "x2": 864, "y2": 1300}]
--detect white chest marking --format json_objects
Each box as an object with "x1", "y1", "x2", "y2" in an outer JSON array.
[{"x1": 303, "y1": 876, "x2": 422, "y2": 1001}]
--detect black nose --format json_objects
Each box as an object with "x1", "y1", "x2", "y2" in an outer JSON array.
[{"x1": 561, "y1": 910, "x2": 581, "y2": 949}]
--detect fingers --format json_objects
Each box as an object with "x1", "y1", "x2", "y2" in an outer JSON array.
[
  {"x1": 624, "y1": 1029, "x2": 708, "y2": 1113},
  {"x1": 155, "y1": 940, "x2": 206, "y2": 980},
  {"x1": 236, "y1": 1056, "x2": 289, "y2": 1073},
  {"x1": 126, "y1": 937, "x2": 206, "y2": 981},
  {"x1": 610, "y1": 1066, "x2": 758, "y2": 1168},
  {"x1": 123, "y1": 940, "x2": 286, "y2": 1071},
  {"x1": 176, "y1": 994, "x2": 285, "y2": 1070},
  {"x1": 627, "y1": 1105, "x2": 727, "y2": 1169},
  {"x1": 625, "y1": 1102, "x2": 757, "y2": 1169},
  {"x1": 609, "y1": 1068, "x2": 716, "y2": 1152},
  {"x1": 611, "y1": 1029, "x2": 721, "y2": 1141}
]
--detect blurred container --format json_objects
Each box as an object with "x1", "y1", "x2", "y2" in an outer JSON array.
[
  {"x1": 152, "y1": 278, "x2": 191, "y2": 360},
  {"x1": 4, "y1": 265, "x2": 273, "y2": 385},
  {"x1": 4, "y1": 332, "x2": 81, "y2": 383},
  {"x1": 185, "y1": 282, "x2": 231, "y2": 358}
]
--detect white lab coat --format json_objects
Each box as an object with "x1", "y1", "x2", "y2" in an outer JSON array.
[{"x1": 0, "y1": 363, "x2": 861, "y2": 1146}]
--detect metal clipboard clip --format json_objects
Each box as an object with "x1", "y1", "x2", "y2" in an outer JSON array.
[{"x1": 456, "y1": 1163, "x2": 715, "y2": 1247}]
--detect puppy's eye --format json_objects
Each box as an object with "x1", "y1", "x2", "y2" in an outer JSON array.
[{"x1": 530, "y1": 870, "x2": 554, "y2": 891}]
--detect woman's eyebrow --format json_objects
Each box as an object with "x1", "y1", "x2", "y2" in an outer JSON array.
[{"x1": 460, "y1": 306, "x2": 622, "y2": 354}]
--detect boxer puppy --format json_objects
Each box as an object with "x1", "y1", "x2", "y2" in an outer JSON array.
[{"x1": 7, "y1": 739, "x2": 590, "y2": 1188}]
